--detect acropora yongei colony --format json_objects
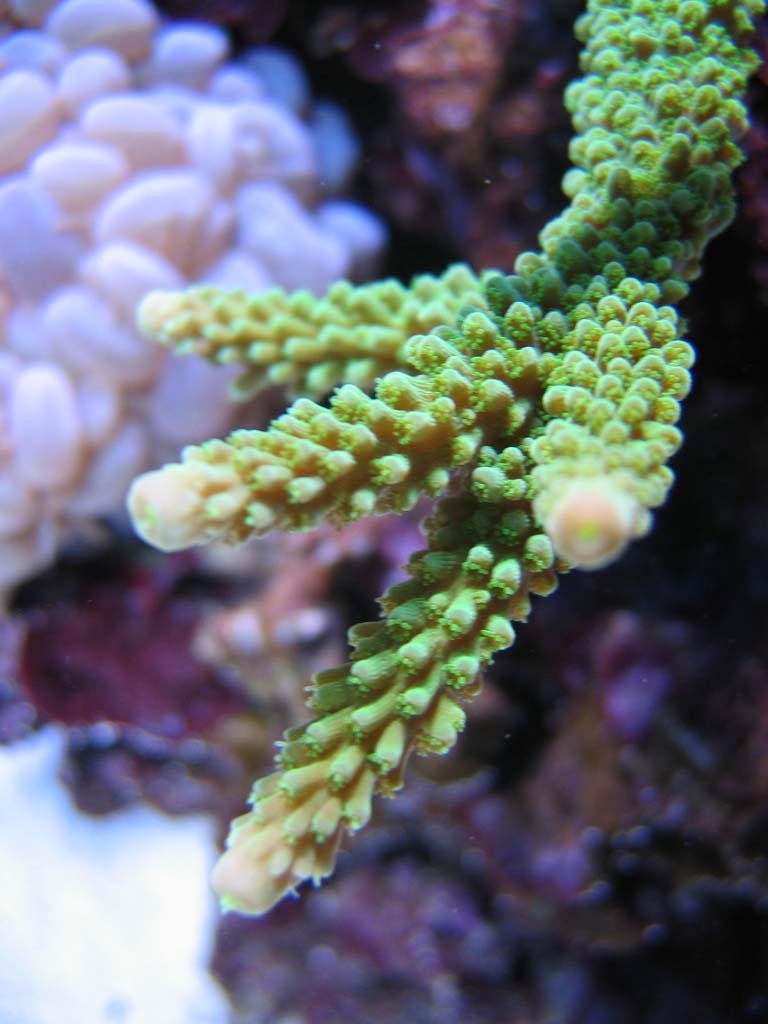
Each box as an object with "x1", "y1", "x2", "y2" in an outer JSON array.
[{"x1": 128, "y1": 0, "x2": 764, "y2": 914}]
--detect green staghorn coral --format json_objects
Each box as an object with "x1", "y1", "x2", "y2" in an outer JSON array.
[
  {"x1": 137, "y1": 263, "x2": 490, "y2": 401},
  {"x1": 127, "y1": 0, "x2": 763, "y2": 914}
]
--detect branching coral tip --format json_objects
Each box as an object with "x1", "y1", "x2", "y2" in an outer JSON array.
[{"x1": 128, "y1": 0, "x2": 764, "y2": 914}]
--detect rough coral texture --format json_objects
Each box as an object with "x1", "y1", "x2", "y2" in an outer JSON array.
[
  {"x1": 128, "y1": 0, "x2": 763, "y2": 915},
  {"x1": 0, "y1": 0, "x2": 383, "y2": 591},
  {"x1": 136, "y1": 263, "x2": 489, "y2": 401}
]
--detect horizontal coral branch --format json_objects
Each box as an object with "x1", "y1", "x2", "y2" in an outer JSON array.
[
  {"x1": 137, "y1": 264, "x2": 487, "y2": 399},
  {"x1": 128, "y1": 303, "x2": 544, "y2": 550}
]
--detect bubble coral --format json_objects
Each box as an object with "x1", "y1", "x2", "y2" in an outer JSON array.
[
  {"x1": 129, "y1": 0, "x2": 763, "y2": 915},
  {"x1": 0, "y1": 0, "x2": 384, "y2": 591}
]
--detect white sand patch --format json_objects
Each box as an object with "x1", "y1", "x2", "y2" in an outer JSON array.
[{"x1": 0, "y1": 726, "x2": 230, "y2": 1024}]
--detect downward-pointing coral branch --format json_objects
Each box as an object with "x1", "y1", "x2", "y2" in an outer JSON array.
[{"x1": 212, "y1": 487, "x2": 558, "y2": 912}]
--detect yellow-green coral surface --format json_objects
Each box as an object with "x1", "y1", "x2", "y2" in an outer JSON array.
[{"x1": 128, "y1": 0, "x2": 763, "y2": 914}]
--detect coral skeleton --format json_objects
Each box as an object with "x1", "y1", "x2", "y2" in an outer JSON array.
[
  {"x1": 129, "y1": 0, "x2": 763, "y2": 914},
  {"x1": 0, "y1": 0, "x2": 383, "y2": 590}
]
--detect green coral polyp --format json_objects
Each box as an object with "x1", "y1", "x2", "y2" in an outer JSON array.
[{"x1": 127, "y1": 0, "x2": 763, "y2": 914}]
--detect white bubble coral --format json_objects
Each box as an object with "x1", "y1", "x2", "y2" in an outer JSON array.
[{"x1": 0, "y1": 0, "x2": 385, "y2": 590}]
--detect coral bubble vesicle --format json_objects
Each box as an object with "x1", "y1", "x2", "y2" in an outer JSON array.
[
  {"x1": 0, "y1": 0, "x2": 384, "y2": 590},
  {"x1": 127, "y1": 0, "x2": 764, "y2": 914}
]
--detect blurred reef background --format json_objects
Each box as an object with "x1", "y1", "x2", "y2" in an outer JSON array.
[{"x1": 2, "y1": 0, "x2": 768, "y2": 1022}]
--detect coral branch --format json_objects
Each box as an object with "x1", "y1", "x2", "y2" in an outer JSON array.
[
  {"x1": 128, "y1": 299, "x2": 543, "y2": 550},
  {"x1": 212, "y1": 487, "x2": 557, "y2": 912},
  {"x1": 137, "y1": 264, "x2": 486, "y2": 399}
]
